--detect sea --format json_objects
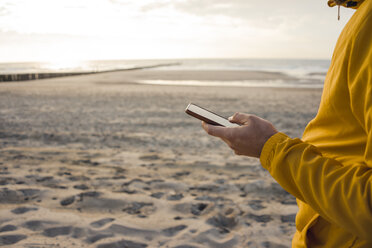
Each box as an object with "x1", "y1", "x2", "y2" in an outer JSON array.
[{"x1": 0, "y1": 59, "x2": 330, "y2": 88}]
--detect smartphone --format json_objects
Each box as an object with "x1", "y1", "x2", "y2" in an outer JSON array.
[{"x1": 185, "y1": 103, "x2": 239, "y2": 127}]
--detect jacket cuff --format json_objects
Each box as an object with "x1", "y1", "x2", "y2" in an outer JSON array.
[{"x1": 260, "y1": 132, "x2": 289, "y2": 170}]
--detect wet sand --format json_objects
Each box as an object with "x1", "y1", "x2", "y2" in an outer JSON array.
[{"x1": 0, "y1": 70, "x2": 322, "y2": 247}]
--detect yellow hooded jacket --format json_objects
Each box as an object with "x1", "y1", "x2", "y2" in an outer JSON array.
[{"x1": 260, "y1": 0, "x2": 372, "y2": 247}]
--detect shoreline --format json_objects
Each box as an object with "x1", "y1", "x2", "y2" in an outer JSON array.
[
  {"x1": 0, "y1": 68, "x2": 324, "y2": 89},
  {"x1": 0, "y1": 62, "x2": 180, "y2": 82}
]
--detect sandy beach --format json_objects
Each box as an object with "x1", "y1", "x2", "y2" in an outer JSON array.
[{"x1": 0, "y1": 69, "x2": 322, "y2": 247}]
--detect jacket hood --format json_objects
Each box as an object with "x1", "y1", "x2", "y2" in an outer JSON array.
[{"x1": 328, "y1": 0, "x2": 365, "y2": 9}]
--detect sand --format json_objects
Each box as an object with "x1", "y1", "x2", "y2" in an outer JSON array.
[{"x1": 0, "y1": 70, "x2": 322, "y2": 247}]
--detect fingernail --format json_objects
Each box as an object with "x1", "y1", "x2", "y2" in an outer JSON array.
[{"x1": 228, "y1": 116, "x2": 233, "y2": 121}]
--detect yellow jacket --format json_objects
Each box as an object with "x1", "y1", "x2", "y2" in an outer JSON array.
[{"x1": 260, "y1": 0, "x2": 372, "y2": 247}]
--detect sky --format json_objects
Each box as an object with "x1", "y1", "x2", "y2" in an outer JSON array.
[{"x1": 0, "y1": 0, "x2": 357, "y2": 62}]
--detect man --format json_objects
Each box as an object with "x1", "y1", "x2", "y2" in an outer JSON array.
[{"x1": 202, "y1": 0, "x2": 372, "y2": 247}]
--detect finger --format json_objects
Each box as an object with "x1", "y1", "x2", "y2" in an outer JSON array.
[
  {"x1": 202, "y1": 122, "x2": 229, "y2": 139},
  {"x1": 228, "y1": 112, "x2": 253, "y2": 125}
]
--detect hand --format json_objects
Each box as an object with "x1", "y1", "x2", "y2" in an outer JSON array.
[{"x1": 202, "y1": 113, "x2": 278, "y2": 158}]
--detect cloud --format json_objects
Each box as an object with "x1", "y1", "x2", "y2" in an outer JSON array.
[
  {"x1": 136, "y1": 0, "x2": 355, "y2": 37},
  {"x1": 135, "y1": 0, "x2": 320, "y2": 31},
  {"x1": 141, "y1": 0, "x2": 325, "y2": 18},
  {"x1": 0, "y1": 2, "x2": 12, "y2": 16},
  {"x1": 108, "y1": 0, "x2": 131, "y2": 4},
  {"x1": 141, "y1": 1, "x2": 171, "y2": 12},
  {"x1": 0, "y1": 7, "x2": 7, "y2": 16}
]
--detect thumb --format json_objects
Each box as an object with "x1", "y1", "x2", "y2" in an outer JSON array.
[{"x1": 228, "y1": 112, "x2": 252, "y2": 125}]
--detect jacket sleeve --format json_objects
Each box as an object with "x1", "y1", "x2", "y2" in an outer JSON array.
[
  {"x1": 260, "y1": 132, "x2": 372, "y2": 241},
  {"x1": 260, "y1": 11, "x2": 372, "y2": 240}
]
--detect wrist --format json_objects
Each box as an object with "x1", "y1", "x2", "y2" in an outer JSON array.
[
  {"x1": 258, "y1": 130, "x2": 278, "y2": 157},
  {"x1": 260, "y1": 132, "x2": 289, "y2": 170}
]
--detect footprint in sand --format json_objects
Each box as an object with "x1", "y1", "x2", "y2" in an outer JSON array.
[
  {"x1": 11, "y1": 206, "x2": 38, "y2": 214},
  {"x1": 246, "y1": 213, "x2": 273, "y2": 223},
  {"x1": 0, "y1": 225, "x2": 17, "y2": 233},
  {"x1": 85, "y1": 233, "x2": 114, "y2": 244},
  {"x1": 0, "y1": 234, "x2": 27, "y2": 245},
  {"x1": 206, "y1": 213, "x2": 238, "y2": 232},
  {"x1": 105, "y1": 224, "x2": 157, "y2": 238},
  {"x1": 67, "y1": 175, "x2": 90, "y2": 182},
  {"x1": 0, "y1": 177, "x2": 16, "y2": 186},
  {"x1": 167, "y1": 193, "x2": 184, "y2": 201},
  {"x1": 42, "y1": 226, "x2": 72, "y2": 237},
  {"x1": 97, "y1": 239, "x2": 148, "y2": 248},
  {"x1": 41, "y1": 225, "x2": 110, "y2": 244},
  {"x1": 71, "y1": 227, "x2": 86, "y2": 239},
  {"x1": 190, "y1": 203, "x2": 208, "y2": 216},
  {"x1": 122, "y1": 202, "x2": 154, "y2": 215},
  {"x1": 139, "y1": 154, "x2": 160, "y2": 161},
  {"x1": 172, "y1": 171, "x2": 191, "y2": 178},
  {"x1": 150, "y1": 192, "x2": 164, "y2": 199},
  {"x1": 280, "y1": 214, "x2": 296, "y2": 224},
  {"x1": 22, "y1": 220, "x2": 58, "y2": 231},
  {"x1": 60, "y1": 196, "x2": 75, "y2": 206},
  {"x1": 247, "y1": 200, "x2": 266, "y2": 211},
  {"x1": 90, "y1": 218, "x2": 115, "y2": 228},
  {"x1": 0, "y1": 188, "x2": 41, "y2": 204},
  {"x1": 73, "y1": 184, "x2": 90, "y2": 190},
  {"x1": 162, "y1": 225, "x2": 187, "y2": 237},
  {"x1": 35, "y1": 176, "x2": 54, "y2": 182}
]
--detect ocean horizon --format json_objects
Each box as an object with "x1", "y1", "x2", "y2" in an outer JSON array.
[{"x1": 0, "y1": 58, "x2": 330, "y2": 88}]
